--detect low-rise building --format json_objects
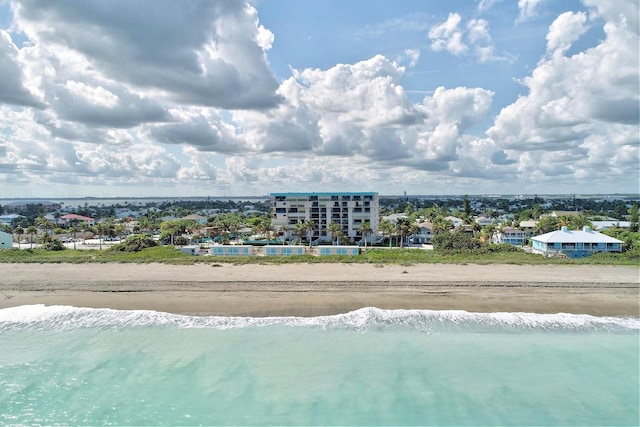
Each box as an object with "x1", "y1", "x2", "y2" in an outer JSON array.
[
  {"x1": 211, "y1": 245, "x2": 253, "y2": 256},
  {"x1": 411, "y1": 221, "x2": 433, "y2": 244},
  {"x1": 181, "y1": 214, "x2": 208, "y2": 225},
  {"x1": 60, "y1": 214, "x2": 95, "y2": 227},
  {"x1": 0, "y1": 214, "x2": 26, "y2": 227},
  {"x1": 444, "y1": 216, "x2": 464, "y2": 228},
  {"x1": 0, "y1": 230, "x2": 12, "y2": 249},
  {"x1": 492, "y1": 227, "x2": 526, "y2": 246},
  {"x1": 474, "y1": 216, "x2": 494, "y2": 227},
  {"x1": 591, "y1": 221, "x2": 630, "y2": 231},
  {"x1": 519, "y1": 220, "x2": 538, "y2": 237},
  {"x1": 264, "y1": 245, "x2": 306, "y2": 256},
  {"x1": 531, "y1": 226, "x2": 623, "y2": 258},
  {"x1": 318, "y1": 246, "x2": 359, "y2": 256}
]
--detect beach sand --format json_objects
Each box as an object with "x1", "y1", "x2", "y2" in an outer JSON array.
[{"x1": 1, "y1": 263, "x2": 638, "y2": 316}]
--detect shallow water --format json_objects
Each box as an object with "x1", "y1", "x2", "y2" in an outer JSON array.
[{"x1": 1, "y1": 305, "x2": 638, "y2": 426}]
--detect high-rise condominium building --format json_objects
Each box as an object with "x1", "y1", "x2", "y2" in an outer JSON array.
[{"x1": 271, "y1": 192, "x2": 379, "y2": 244}]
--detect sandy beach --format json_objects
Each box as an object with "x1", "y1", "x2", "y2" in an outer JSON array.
[{"x1": 1, "y1": 263, "x2": 638, "y2": 316}]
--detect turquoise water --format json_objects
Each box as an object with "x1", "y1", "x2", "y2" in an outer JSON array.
[{"x1": 0, "y1": 306, "x2": 638, "y2": 426}]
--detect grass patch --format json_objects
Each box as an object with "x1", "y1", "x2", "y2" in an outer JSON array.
[{"x1": 0, "y1": 246, "x2": 637, "y2": 266}]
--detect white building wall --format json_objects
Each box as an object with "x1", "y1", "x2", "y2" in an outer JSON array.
[{"x1": 271, "y1": 192, "x2": 379, "y2": 243}]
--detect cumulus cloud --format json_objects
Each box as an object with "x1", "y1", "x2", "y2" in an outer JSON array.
[
  {"x1": 429, "y1": 13, "x2": 468, "y2": 56},
  {"x1": 149, "y1": 112, "x2": 241, "y2": 153},
  {"x1": 0, "y1": 30, "x2": 44, "y2": 107},
  {"x1": 518, "y1": 0, "x2": 545, "y2": 22},
  {"x1": 12, "y1": 0, "x2": 281, "y2": 109},
  {"x1": 428, "y1": 14, "x2": 505, "y2": 63},
  {"x1": 0, "y1": 0, "x2": 636, "y2": 196},
  {"x1": 487, "y1": 0, "x2": 639, "y2": 184},
  {"x1": 230, "y1": 56, "x2": 495, "y2": 177},
  {"x1": 546, "y1": 11, "x2": 588, "y2": 53},
  {"x1": 397, "y1": 49, "x2": 420, "y2": 67}
]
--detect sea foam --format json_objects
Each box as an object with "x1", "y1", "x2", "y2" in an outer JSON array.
[{"x1": 1, "y1": 304, "x2": 638, "y2": 332}]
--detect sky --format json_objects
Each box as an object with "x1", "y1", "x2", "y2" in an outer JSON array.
[{"x1": 0, "y1": 0, "x2": 638, "y2": 198}]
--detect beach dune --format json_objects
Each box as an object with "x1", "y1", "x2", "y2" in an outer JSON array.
[{"x1": 1, "y1": 263, "x2": 638, "y2": 316}]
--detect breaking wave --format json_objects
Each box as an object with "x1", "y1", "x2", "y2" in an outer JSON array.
[{"x1": 0, "y1": 305, "x2": 638, "y2": 332}]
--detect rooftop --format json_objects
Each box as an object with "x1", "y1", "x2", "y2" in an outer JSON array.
[
  {"x1": 270, "y1": 192, "x2": 377, "y2": 196},
  {"x1": 532, "y1": 227, "x2": 623, "y2": 244}
]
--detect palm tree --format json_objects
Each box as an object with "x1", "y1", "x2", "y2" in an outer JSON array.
[
  {"x1": 138, "y1": 217, "x2": 152, "y2": 234},
  {"x1": 294, "y1": 221, "x2": 306, "y2": 245},
  {"x1": 35, "y1": 217, "x2": 54, "y2": 236},
  {"x1": 571, "y1": 214, "x2": 591, "y2": 230},
  {"x1": 557, "y1": 215, "x2": 572, "y2": 228},
  {"x1": 69, "y1": 226, "x2": 78, "y2": 250},
  {"x1": 94, "y1": 224, "x2": 105, "y2": 250},
  {"x1": 304, "y1": 220, "x2": 316, "y2": 247},
  {"x1": 358, "y1": 221, "x2": 373, "y2": 248},
  {"x1": 333, "y1": 229, "x2": 344, "y2": 246},
  {"x1": 395, "y1": 218, "x2": 412, "y2": 248},
  {"x1": 379, "y1": 219, "x2": 394, "y2": 247},
  {"x1": 14, "y1": 227, "x2": 24, "y2": 249},
  {"x1": 328, "y1": 222, "x2": 342, "y2": 245},
  {"x1": 27, "y1": 226, "x2": 37, "y2": 249},
  {"x1": 432, "y1": 217, "x2": 453, "y2": 235},
  {"x1": 408, "y1": 222, "x2": 420, "y2": 245}
]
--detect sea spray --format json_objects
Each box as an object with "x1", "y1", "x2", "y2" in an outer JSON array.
[{"x1": 1, "y1": 305, "x2": 638, "y2": 426}]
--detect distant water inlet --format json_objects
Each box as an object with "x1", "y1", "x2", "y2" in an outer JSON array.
[{"x1": 0, "y1": 306, "x2": 638, "y2": 426}]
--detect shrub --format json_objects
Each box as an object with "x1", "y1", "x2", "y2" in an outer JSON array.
[
  {"x1": 108, "y1": 234, "x2": 158, "y2": 252},
  {"x1": 431, "y1": 231, "x2": 483, "y2": 251},
  {"x1": 174, "y1": 236, "x2": 188, "y2": 246},
  {"x1": 41, "y1": 239, "x2": 66, "y2": 251}
]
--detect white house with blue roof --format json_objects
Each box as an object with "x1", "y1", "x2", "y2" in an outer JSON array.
[{"x1": 531, "y1": 226, "x2": 623, "y2": 258}]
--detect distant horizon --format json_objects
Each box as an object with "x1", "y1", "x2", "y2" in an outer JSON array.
[{"x1": 1, "y1": 192, "x2": 639, "y2": 202}]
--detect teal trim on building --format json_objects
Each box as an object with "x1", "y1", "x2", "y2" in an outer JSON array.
[
  {"x1": 318, "y1": 246, "x2": 359, "y2": 256},
  {"x1": 211, "y1": 246, "x2": 252, "y2": 256},
  {"x1": 264, "y1": 245, "x2": 305, "y2": 256}
]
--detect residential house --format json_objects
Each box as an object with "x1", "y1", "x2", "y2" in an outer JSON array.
[
  {"x1": 531, "y1": 226, "x2": 623, "y2": 258},
  {"x1": 474, "y1": 216, "x2": 494, "y2": 227},
  {"x1": 411, "y1": 221, "x2": 433, "y2": 244},
  {"x1": 444, "y1": 216, "x2": 464, "y2": 228},
  {"x1": 550, "y1": 210, "x2": 582, "y2": 218},
  {"x1": 181, "y1": 214, "x2": 208, "y2": 225},
  {"x1": 0, "y1": 230, "x2": 12, "y2": 249},
  {"x1": 591, "y1": 221, "x2": 630, "y2": 231},
  {"x1": 60, "y1": 214, "x2": 96, "y2": 227},
  {"x1": 519, "y1": 220, "x2": 538, "y2": 238},
  {"x1": 0, "y1": 214, "x2": 26, "y2": 227},
  {"x1": 116, "y1": 209, "x2": 140, "y2": 219},
  {"x1": 492, "y1": 227, "x2": 526, "y2": 246},
  {"x1": 381, "y1": 213, "x2": 408, "y2": 223}
]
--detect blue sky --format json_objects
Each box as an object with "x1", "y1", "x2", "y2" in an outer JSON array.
[{"x1": 0, "y1": 0, "x2": 637, "y2": 197}]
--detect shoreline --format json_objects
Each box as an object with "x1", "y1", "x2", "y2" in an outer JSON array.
[{"x1": 1, "y1": 263, "x2": 638, "y2": 317}]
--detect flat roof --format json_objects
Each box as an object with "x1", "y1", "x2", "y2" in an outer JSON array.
[{"x1": 270, "y1": 192, "x2": 378, "y2": 196}]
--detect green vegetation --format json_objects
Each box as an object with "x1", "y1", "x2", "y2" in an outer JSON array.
[
  {"x1": 107, "y1": 234, "x2": 158, "y2": 252},
  {"x1": 0, "y1": 246, "x2": 636, "y2": 266}
]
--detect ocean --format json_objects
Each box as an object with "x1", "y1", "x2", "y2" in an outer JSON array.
[{"x1": 0, "y1": 306, "x2": 638, "y2": 426}]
